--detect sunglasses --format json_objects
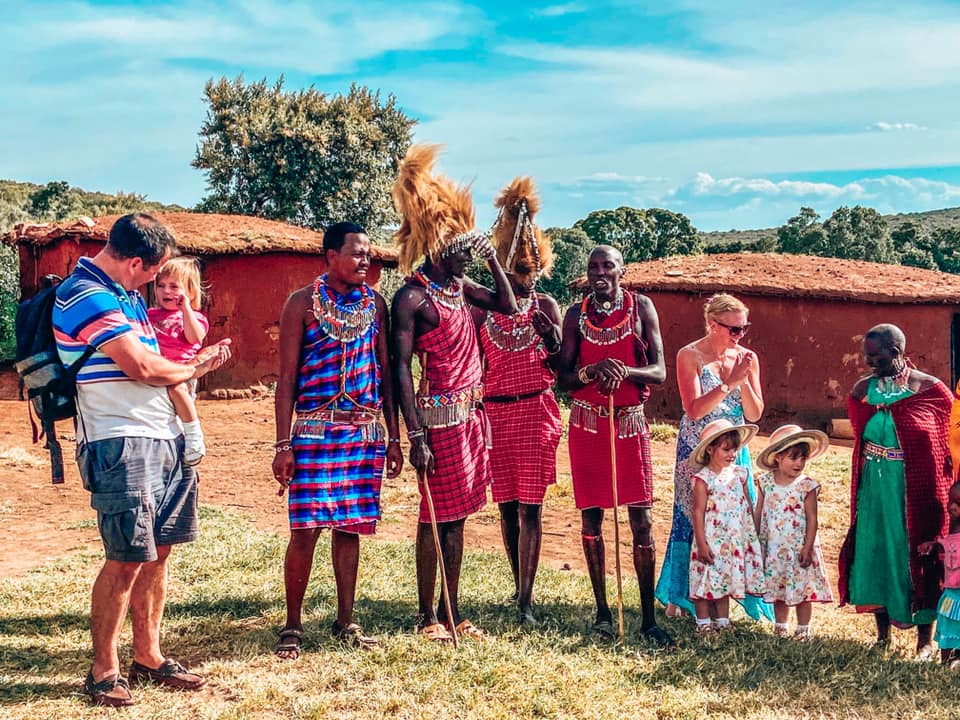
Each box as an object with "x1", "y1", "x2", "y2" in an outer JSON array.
[{"x1": 714, "y1": 320, "x2": 751, "y2": 336}]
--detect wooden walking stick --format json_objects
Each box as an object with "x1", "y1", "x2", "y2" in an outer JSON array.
[
  {"x1": 419, "y1": 468, "x2": 459, "y2": 648},
  {"x1": 608, "y1": 393, "x2": 625, "y2": 641}
]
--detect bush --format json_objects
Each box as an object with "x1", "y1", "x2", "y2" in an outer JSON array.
[{"x1": 0, "y1": 241, "x2": 17, "y2": 360}]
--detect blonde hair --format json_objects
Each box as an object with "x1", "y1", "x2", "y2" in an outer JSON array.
[
  {"x1": 157, "y1": 256, "x2": 204, "y2": 310},
  {"x1": 703, "y1": 293, "x2": 748, "y2": 331}
]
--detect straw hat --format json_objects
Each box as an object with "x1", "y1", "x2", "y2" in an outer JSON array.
[
  {"x1": 756, "y1": 424, "x2": 829, "y2": 470},
  {"x1": 689, "y1": 418, "x2": 759, "y2": 467}
]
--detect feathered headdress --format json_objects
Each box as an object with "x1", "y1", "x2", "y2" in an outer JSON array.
[
  {"x1": 491, "y1": 177, "x2": 554, "y2": 279},
  {"x1": 392, "y1": 144, "x2": 479, "y2": 274}
]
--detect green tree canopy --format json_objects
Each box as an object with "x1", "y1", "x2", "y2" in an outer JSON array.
[
  {"x1": 193, "y1": 76, "x2": 415, "y2": 233},
  {"x1": 776, "y1": 206, "x2": 827, "y2": 255},
  {"x1": 573, "y1": 206, "x2": 700, "y2": 263},
  {"x1": 822, "y1": 205, "x2": 895, "y2": 262},
  {"x1": 540, "y1": 227, "x2": 591, "y2": 305},
  {"x1": 29, "y1": 181, "x2": 84, "y2": 222}
]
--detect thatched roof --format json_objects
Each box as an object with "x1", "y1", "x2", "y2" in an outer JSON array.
[
  {"x1": 572, "y1": 253, "x2": 960, "y2": 304},
  {"x1": 3, "y1": 212, "x2": 399, "y2": 266}
]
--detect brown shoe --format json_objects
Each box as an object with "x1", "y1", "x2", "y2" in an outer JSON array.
[
  {"x1": 84, "y1": 670, "x2": 136, "y2": 707},
  {"x1": 129, "y1": 659, "x2": 206, "y2": 690}
]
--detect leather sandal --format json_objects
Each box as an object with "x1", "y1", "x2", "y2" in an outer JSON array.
[
  {"x1": 129, "y1": 659, "x2": 206, "y2": 691},
  {"x1": 418, "y1": 622, "x2": 454, "y2": 644},
  {"x1": 332, "y1": 621, "x2": 380, "y2": 650},
  {"x1": 452, "y1": 619, "x2": 486, "y2": 640},
  {"x1": 84, "y1": 670, "x2": 136, "y2": 707},
  {"x1": 640, "y1": 625, "x2": 677, "y2": 649},
  {"x1": 274, "y1": 628, "x2": 303, "y2": 660},
  {"x1": 591, "y1": 619, "x2": 615, "y2": 641}
]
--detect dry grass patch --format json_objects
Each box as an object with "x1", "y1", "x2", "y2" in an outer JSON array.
[{"x1": 1, "y1": 503, "x2": 958, "y2": 720}]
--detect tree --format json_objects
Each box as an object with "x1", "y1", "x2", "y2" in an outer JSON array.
[
  {"x1": 573, "y1": 206, "x2": 699, "y2": 263},
  {"x1": 540, "y1": 227, "x2": 591, "y2": 305},
  {"x1": 777, "y1": 207, "x2": 827, "y2": 255},
  {"x1": 193, "y1": 76, "x2": 415, "y2": 233},
  {"x1": 927, "y1": 228, "x2": 960, "y2": 274},
  {"x1": 822, "y1": 205, "x2": 896, "y2": 262},
  {"x1": 891, "y1": 221, "x2": 936, "y2": 270},
  {"x1": 29, "y1": 181, "x2": 83, "y2": 222}
]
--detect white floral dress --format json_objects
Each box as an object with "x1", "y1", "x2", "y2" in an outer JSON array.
[
  {"x1": 757, "y1": 472, "x2": 833, "y2": 605},
  {"x1": 688, "y1": 465, "x2": 765, "y2": 601}
]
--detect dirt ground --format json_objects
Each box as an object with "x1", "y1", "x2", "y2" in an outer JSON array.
[{"x1": 0, "y1": 398, "x2": 846, "y2": 582}]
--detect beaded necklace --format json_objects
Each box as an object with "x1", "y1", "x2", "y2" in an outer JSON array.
[
  {"x1": 578, "y1": 290, "x2": 634, "y2": 345},
  {"x1": 875, "y1": 361, "x2": 911, "y2": 398},
  {"x1": 414, "y1": 265, "x2": 464, "y2": 309},
  {"x1": 485, "y1": 295, "x2": 539, "y2": 352},
  {"x1": 590, "y1": 289, "x2": 623, "y2": 316},
  {"x1": 311, "y1": 275, "x2": 376, "y2": 342}
]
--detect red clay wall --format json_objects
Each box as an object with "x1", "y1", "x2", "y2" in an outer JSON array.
[
  {"x1": 18, "y1": 239, "x2": 103, "y2": 298},
  {"x1": 644, "y1": 291, "x2": 956, "y2": 430}
]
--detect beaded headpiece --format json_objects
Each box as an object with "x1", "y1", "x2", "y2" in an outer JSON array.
[
  {"x1": 491, "y1": 177, "x2": 554, "y2": 285},
  {"x1": 392, "y1": 143, "x2": 482, "y2": 274}
]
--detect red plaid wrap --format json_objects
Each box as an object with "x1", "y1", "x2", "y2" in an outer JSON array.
[
  {"x1": 420, "y1": 411, "x2": 490, "y2": 522},
  {"x1": 838, "y1": 382, "x2": 953, "y2": 612},
  {"x1": 414, "y1": 286, "x2": 491, "y2": 523},
  {"x1": 480, "y1": 313, "x2": 561, "y2": 504}
]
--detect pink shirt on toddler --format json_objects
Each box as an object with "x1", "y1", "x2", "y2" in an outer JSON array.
[
  {"x1": 148, "y1": 307, "x2": 209, "y2": 363},
  {"x1": 941, "y1": 532, "x2": 960, "y2": 589}
]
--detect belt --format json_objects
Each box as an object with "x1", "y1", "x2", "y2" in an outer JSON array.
[
  {"x1": 296, "y1": 408, "x2": 381, "y2": 425},
  {"x1": 484, "y1": 389, "x2": 546, "y2": 404},
  {"x1": 862, "y1": 440, "x2": 904, "y2": 461}
]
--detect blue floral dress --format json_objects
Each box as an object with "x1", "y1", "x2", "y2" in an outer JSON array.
[{"x1": 655, "y1": 366, "x2": 773, "y2": 620}]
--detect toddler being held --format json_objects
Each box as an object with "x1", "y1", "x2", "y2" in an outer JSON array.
[{"x1": 148, "y1": 257, "x2": 209, "y2": 466}]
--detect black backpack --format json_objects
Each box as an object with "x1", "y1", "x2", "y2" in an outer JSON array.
[{"x1": 13, "y1": 274, "x2": 94, "y2": 484}]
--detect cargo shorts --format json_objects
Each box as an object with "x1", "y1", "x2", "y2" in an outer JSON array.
[{"x1": 77, "y1": 436, "x2": 198, "y2": 562}]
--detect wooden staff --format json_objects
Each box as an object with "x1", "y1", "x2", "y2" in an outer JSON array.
[
  {"x1": 419, "y1": 468, "x2": 459, "y2": 648},
  {"x1": 608, "y1": 394, "x2": 625, "y2": 641}
]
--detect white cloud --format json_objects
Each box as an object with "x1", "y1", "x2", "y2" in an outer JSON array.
[
  {"x1": 9, "y1": 0, "x2": 476, "y2": 76},
  {"x1": 868, "y1": 122, "x2": 928, "y2": 132},
  {"x1": 533, "y1": 3, "x2": 587, "y2": 17},
  {"x1": 663, "y1": 172, "x2": 960, "y2": 228}
]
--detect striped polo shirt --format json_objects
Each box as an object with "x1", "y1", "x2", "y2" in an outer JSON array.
[{"x1": 53, "y1": 256, "x2": 179, "y2": 443}]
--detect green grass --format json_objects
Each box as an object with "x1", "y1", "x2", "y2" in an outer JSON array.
[{"x1": 1, "y1": 504, "x2": 958, "y2": 720}]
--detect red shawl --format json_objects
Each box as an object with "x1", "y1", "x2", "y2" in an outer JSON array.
[{"x1": 838, "y1": 382, "x2": 953, "y2": 611}]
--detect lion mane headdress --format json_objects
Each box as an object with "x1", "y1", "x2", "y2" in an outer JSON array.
[
  {"x1": 392, "y1": 143, "x2": 483, "y2": 274},
  {"x1": 491, "y1": 177, "x2": 553, "y2": 284}
]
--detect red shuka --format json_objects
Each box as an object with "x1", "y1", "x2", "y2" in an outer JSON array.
[{"x1": 838, "y1": 382, "x2": 953, "y2": 612}]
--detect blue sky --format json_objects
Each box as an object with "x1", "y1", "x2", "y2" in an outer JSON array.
[{"x1": 4, "y1": 0, "x2": 960, "y2": 231}]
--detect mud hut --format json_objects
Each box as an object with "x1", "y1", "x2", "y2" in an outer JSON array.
[
  {"x1": 4, "y1": 213, "x2": 399, "y2": 393},
  {"x1": 575, "y1": 253, "x2": 960, "y2": 430}
]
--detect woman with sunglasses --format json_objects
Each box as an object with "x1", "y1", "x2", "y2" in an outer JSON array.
[{"x1": 656, "y1": 293, "x2": 773, "y2": 623}]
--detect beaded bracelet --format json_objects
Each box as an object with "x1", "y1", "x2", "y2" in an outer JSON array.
[
  {"x1": 274, "y1": 438, "x2": 291, "y2": 448},
  {"x1": 407, "y1": 428, "x2": 425, "y2": 440},
  {"x1": 275, "y1": 443, "x2": 293, "y2": 453},
  {"x1": 388, "y1": 437, "x2": 401, "y2": 444}
]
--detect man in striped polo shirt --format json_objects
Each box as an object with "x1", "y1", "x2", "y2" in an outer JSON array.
[{"x1": 53, "y1": 213, "x2": 231, "y2": 707}]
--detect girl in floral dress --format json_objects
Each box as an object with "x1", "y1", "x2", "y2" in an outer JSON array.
[
  {"x1": 755, "y1": 425, "x2": 834, "y2": 640},
  {"x1": 688, "y1": 419, "x2": 765, "y2": 635}
]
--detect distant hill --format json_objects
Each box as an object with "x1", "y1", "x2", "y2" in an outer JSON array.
[
  {"x1": 699, "y1": 206, "x2": 960, "y2": 247},
  {"x1": 0, "y1": 179, "x2": 187, "y2": 234}
]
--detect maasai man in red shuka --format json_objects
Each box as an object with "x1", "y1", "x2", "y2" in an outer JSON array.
[
  {"x1": 472, "y1": 177, "x2": 563, "y2": 627},
  {"x1": 272, "y1": 222, "x2": 402, "y2": 659},
  {"x1": 839, "y1": 323, "x2": 952, "y2": 660},
  {"x1": 558, "y1": 245, "x2": 675, "y2": 648},
  {"x1": 392, "y1": 144, "x2": 518, "y2": 643}
]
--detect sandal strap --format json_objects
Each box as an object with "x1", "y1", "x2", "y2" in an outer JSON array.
[{"x1": 85, "y1": 671, "x2": 128, "y2": 694}]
